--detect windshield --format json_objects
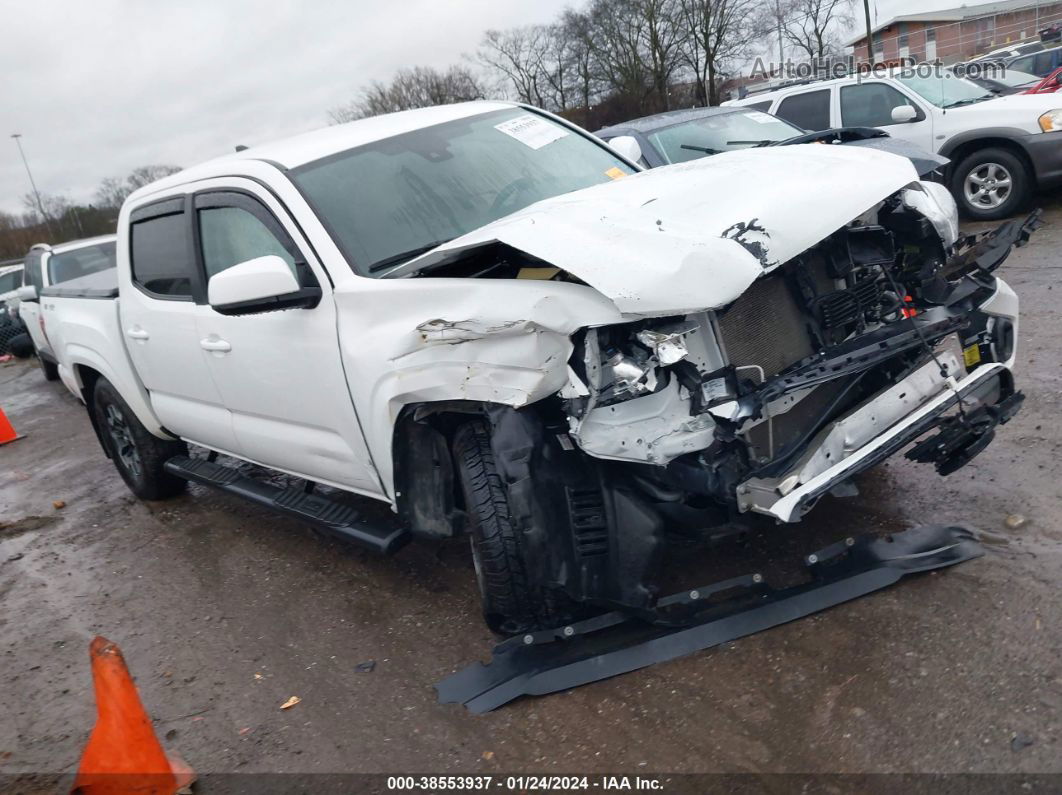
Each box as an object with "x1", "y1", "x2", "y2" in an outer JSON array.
[
  {"x1": 646, "y1": 111, "x2": 803, "y2": 164},
  {"x1": 992, "y1": 69, "x2": 1041, "y2": 87},
  {"x1": 896, "y1": 72, "x2": 995, "y2": 108},
  {"x1": 47, "y1": 241, "x2": 116, "y2": 284},
  {"x1": 290, "y1": 108, "x2": 634, "y2": 276}
]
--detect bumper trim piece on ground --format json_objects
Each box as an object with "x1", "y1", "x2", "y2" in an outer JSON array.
[{"x1": 435, "y1": 524, "x2": 983, "y2": 713}]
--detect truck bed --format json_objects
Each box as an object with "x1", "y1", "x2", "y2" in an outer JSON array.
[{"x1": 39, "y1": 272, "x2": 166, "y2": 436}]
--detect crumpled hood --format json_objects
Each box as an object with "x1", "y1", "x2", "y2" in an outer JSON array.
[{"x1": 393, "y1": 144, "x2": 920, "y2": 315}]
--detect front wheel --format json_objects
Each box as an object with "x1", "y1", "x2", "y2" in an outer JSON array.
[
  {"x1": 951, "y1": 147, "x2": 1031, "y2": 221},
  {"x1": 92, "y1": 378, "x2": 187, "y2": 500},
  {"x1": 452, "y1": 420, "x2": 571, "y2": 635}
]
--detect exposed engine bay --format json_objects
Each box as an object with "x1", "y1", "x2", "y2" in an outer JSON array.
[
  {"x1": 558, "y1": 187, "x2": 1032, "y2": 527},
  {"x1": 383, "y1": 150, "x2": 1034, "y2": 623},
  {"x1": 469, "y1": 186, "x2": 1033, "y2": 616}
]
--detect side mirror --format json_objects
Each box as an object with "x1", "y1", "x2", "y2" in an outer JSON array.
[
  {"x1": 891, "y1": 105, "x2": 918, "y2": 123},
  {"x1": 207, "y1": 255, "x2": 319, "y2": 316},
  {"x1": 608, "y1": 135, "x2": 643, "y2": 165},
  {"x1": 16, "y1": 285, "x2": 38, "y2": 302}
]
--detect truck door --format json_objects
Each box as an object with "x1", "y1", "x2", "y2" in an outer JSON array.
[
  {"x1": 19, "y1": 249, "x2": 48, "y2": 355},
  {"x1": 838, "y1": 81, "x2": 934, "y2": 152},
  {"x1": 118, "y1": 197, "x2": 240, "y2": 453},
  {"x1": 189, "y1": 183, "x2": 381, "y2": 495}
]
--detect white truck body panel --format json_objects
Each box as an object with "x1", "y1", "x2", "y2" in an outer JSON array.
[{"x1": 40, "y1": 100, "x2": 1020, "y2": 525}]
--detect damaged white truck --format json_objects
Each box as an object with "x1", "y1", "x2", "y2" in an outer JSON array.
[{"x1": 35, "y1": 102, "x2": 1033, "y2": 634}]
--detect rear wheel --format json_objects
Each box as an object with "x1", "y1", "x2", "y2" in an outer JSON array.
[
  {"x1": 452, "y1": 420, "x2": 569, "y2": 635},
  {"x1": 92, "y1": 378, "x2": 187, "y2": 500},
  {"x1": 38, "y1": 354, "x2": 59, "y2": 381}
]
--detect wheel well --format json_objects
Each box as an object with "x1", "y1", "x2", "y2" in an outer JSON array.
[
  {"x1": 945, "y1": 138, "x2": 1034, "y2": 183},
  {"x1": 73, "y1": 365, "x2": 110, "y2": 458},
  {"x1": 391, "y1": 401, "x2": 496, "y2": 540}
]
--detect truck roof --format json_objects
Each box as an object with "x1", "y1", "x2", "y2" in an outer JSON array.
[
  {"x1": 128, "y1": 100, "x2": 522, "y2": 204},
  {"x1": 29, "y1": 234, "x2": 117, "y2": 256}
]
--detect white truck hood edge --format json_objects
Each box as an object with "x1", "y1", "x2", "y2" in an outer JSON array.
[{"x1": 395, "y1": 145, "x2": 921, "y2": 315}]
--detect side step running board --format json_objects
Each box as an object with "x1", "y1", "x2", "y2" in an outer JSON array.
[
  {"x1": 436, "y1": 524, "x2": 983, "y2": 713},
  {"x1": 164, "y1": 455, "x2": 410, "y2": 555}
]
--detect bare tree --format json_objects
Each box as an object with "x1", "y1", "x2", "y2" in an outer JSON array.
[
  {"x1": 679, "y1": 0, "x2": 766, "y2": 105},
  {"x1": 94, "y1": 165, "x2": 182, "y2": 209},
  {"x1": 637, "y1": 0, "x2": 688, "y2": 111},
  {"x1": 329, "y1": 65, "x2": 487, "y2": 123},
  {"x1": 127, "y1": 165, "x2": 182, "y2": 191},
  {"x1": 585, "y1": 0, "x2": 652, "y2": 107},
  {"x1": 477, "y1": 27, "x2": 554, "y2": 107},
  {"x1": 559, "y1": 10, "x2": 603, "y2": 112},
  {"x1": 781, "y1": 0, "x2": 853, "y2": 59}
]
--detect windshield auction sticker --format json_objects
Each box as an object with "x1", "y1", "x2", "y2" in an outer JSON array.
[{"x1": 494, "y1": 114, "x2": 569, "y2": 149}]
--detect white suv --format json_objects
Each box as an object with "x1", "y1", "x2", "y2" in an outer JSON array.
[{"x1": 727, "y1": 69, "x2": 1062, "y2": 219}]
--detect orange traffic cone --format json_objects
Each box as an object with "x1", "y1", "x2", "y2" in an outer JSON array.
[
  {"x1": 72, "y1": 636, "x2": 195, "y2": 795},
  {"x1": 0, "y1": 407, "x2": 22, "y2": 445}
]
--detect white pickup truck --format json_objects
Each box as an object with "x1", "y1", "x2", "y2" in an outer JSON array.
[
  {"x1": 38, "y1": 101, "x2": 1030, "y2": 633},
  {"x1": 16, "y1": 235, "x2": 116, "y2": 380}
]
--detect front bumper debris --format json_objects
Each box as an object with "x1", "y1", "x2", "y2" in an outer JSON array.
[
  {"x1": 739, "y1": 364, "x2": 1020, "y2": 522},
  {"x1": 436, "y1": 524, "x2": 983, "y2": 713}
]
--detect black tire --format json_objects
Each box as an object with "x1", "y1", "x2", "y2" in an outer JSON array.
[
  {"x1": 453, "y1": 420, "x2": 567, "y2": 635},
  {"x1": 38, "y1": 353, "x2": 60, "y2": 381},
  {"x1": 92, "y1": 377, "x2": 187, "y2": 500},
  {"x1": 7, "y1": 332, "x2": 33, "y2": 359},
  {"x1": 951, "y1": 147, "x2": 1031, "y2": 221}
]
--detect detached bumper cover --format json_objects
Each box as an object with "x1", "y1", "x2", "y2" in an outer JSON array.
[
  {"x1": 750, "y1": 363, "x2": 1019, "y2": 522},
  {"x1": 436, "y1": 524, "x2": 983, "y2": 713}
]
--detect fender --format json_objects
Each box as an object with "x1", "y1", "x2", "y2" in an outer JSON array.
[
  {"x1": 64, "y1": 343, "x2": 170, "y2": 439},
  {"x1": 937, "y1": 127, "x2": 1036, "y2": 160}
]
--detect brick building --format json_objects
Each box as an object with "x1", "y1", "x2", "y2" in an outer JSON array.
[{"x1": 845, "y1": 0, "x2": 1062, "y2": 64}]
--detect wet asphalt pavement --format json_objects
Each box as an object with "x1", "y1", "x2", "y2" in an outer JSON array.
[{"x1": 1, "y1": 198, "x2": 1060, "y2": 787}]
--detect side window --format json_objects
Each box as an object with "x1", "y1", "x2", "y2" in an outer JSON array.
[
  {"x1": 1010, "y1": 55, "x2": 1034, "y2": 73},
  {"x1": 131, "y1": 211, "x2": 195, "y2": 299},
  {"x1": 745, "y1": 100, "x2": 773, "y2": 112},
  {"x1": 775, "y1": 90, "x2": 831, "y2": 131},
  {"x1": 0, "y1": 270, "x2": 21, "y2": 293},
  {"x1": 199, "y1": 206, "x2": 296, "y2": 280},
  {"x1": 1033, "y1": 51, "x2": 1058, "y2": 75},
  {"x1": 840, "y1": 83, "x2": 919, "y2": 127},
  {"x1": 194, "y1": 193, "x2": 315, "y2": 290},
  {"x1": 25, "y1": 251, "x2": 44, "y2": 292}
]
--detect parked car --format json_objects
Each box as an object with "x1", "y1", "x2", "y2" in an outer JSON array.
[
  {"x1": 726, "y1": 68, "x2": 1062, "y2": 220},
  {"x1": 595, "y1": 106, "x2": 946, "y2": 176},
  {"x1": 968, "y1": 41, "x2": 1046, "y2": 65},
  {"x1": 1005, "y1": 44, "x2": 1062, "y2": 77},
  {"x1": 0, "y1": 261, "x2": 27, "y2": 355},
  {"x1": 38, "y1": 101, "x2": 1026, "y2": 634},
  {"x1": 1041, "y1": 22, "x2": 1061, "y2": 43},
  {"x1": 962, "y1": 67, "x2": 1043, "y2": 95},
  {"x1": 17, "y1": 235, "x2": 116, "y2": 379},
  {"x1": 1025, "y1": 66, "x2": 1062, "y2": 94}
]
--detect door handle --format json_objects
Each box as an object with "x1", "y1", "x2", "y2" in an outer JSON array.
[
  {"x1": 126, "y1": 327, "x2": 149, "y2": 341},
  {"x1": 199, "y1": 337, "x2": 231, "y2": 353}
]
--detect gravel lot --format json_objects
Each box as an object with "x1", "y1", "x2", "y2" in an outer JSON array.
[{"x1": 1, "y1": 196, "x2": 1060, "y2": 790}]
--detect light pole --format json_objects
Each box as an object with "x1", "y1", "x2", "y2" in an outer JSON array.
[{"x1": 11, "y1": 133, "x2": 50, "y2": 232}]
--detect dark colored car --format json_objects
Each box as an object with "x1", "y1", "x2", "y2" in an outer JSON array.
[
  {"x1": 1006, "y1": 45, "x2": 1062, "y2": 77},
  {"x1": 596, "y1": 106, "x2": 947, "y2": 177}
]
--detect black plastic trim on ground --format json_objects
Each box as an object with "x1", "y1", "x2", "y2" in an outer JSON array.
[{"x1": 436, "y1": 524, "x2": 983, "y2": 713}]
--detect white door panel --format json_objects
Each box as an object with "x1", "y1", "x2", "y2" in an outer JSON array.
[
  {"x1": 121, "y1": 296, "x2": 238, "y2": 450},
  {"x1": 189, "y1": 181, "x2": 381, "y2": 494},
  {"x1": 118, "y1": 196, "x2": 239, "y2": 452}
]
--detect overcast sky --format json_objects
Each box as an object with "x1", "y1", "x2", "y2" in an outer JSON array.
[{"x1": 1, "y1": 0, "x2": 974, "y2": 215}]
